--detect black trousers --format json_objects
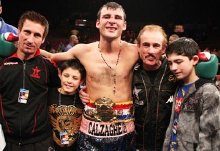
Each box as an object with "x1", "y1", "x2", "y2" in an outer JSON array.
[{"x1": 4, "y1": 137, "x2": 55, "y2": 151}]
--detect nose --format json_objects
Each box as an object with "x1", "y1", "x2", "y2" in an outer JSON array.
[
  {"x1": 67, "y1": 77, "x2": 73, "y2": 83},
  {"x1": 169, "y1": 63, "x2": 178, "y2": 72},
  {"x1": 26, "y1": 34, "x2": 35, "y2": 43},
  {"x1": 147, "y1": 45, "x2": 156, "y2": 54},
  {"x1": 108, "y1": 17, "x2": 116, "y2": 24}
]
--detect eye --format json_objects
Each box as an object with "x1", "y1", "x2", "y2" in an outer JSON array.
[
  {"x1": 176, "y1": 60, "x2": 183, "y2": 64},
  {"x1": 168, "y1": 61, "x2": 172, "y2": 66},
  {"x1": 23, "y1": 30, "x2": 31, "y2": 35},
  {"x1": 34, "y1": 33, "x2": 42, "y2": 38},
  {"x1": 115, "y1": 15, "x2": 122, "y2": 20},
  {"x1": 102, "y1": 14, "x2": 110, "y2": 19},
  {"x1": 63, "y1": 74, "x2": 69, "y2": 78},
  {"x1": 152, "y1": 43, "x2": 161, "y2": 48},
  {"x1": 142, "y1": 42, "x2": 150, "y2": 47}
]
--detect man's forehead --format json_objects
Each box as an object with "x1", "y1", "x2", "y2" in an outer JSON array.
[
  {"x1": 141, "y1": 31, "x2": 164, "y2": 43},
  {"x1": 100, "y1": 7, "x2": 124, "y2": 16}
]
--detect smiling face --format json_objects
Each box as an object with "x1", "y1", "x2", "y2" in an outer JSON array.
[
  {"x1": 59, "y1": 67, "x2": 82, "y2": 95},
  {"x1": 96, "y1": 7, "x2": 126, "y2": 40}
]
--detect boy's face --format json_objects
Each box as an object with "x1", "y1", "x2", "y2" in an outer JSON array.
[
  {"x1": 167, "y1": 53, "x2": 199, "y2": 83},
  {"x1": 59, "y1": 67, "x2": 82, "y2": 95}
]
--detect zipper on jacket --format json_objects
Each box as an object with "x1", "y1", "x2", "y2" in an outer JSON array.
[
  {"x1": 19, "y1": 61, "x2": 26, "y2": 144},
  {"x1": 140, "y1": 74, "x2": 149, "y2": 151},
  {"x1": 154, "y1": 64, "x2": 167, "y2": 150},
  {"x1": 139, "y1": 63, "x2": 167, "y2": 150}
]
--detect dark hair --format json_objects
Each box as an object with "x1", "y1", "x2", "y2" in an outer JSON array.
[
  {"x1": 18, "y1": 11, "x2": 49, "y2": 39},
  {"x1": 58, "y1": 59, "x2": 86, "y2": 80},
  {"x1": 166, "y1": 37, "x2": 200, "y2": 60},
  {"x1": 97, "y1": 2, "x2": 126, "y2": 20}
]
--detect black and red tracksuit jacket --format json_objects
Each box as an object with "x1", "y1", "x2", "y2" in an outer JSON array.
[{"x1": 0, "y1": 49, "x2": 60, "y2": 145}]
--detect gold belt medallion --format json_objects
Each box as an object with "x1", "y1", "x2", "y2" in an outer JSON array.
[{"x1": 94, "y1": 97, "x2": 116, "y2": 122}]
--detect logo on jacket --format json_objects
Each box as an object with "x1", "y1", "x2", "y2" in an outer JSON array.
[
  {"x1": 31, "y1": 66, "x2": 41, "y2": 79},
  {"x1": 133, "y1": 86, "x2": 144, "y2": 105},
  {"x1": 166, "y1": 95, "x2": 174, "y2": 103},
  {"x1": 168, "y1": 74, "x2": 176, "y2": 82}
]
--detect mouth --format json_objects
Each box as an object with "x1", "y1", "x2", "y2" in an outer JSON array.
[
  {"x1": 174, "y1": 72, "x2": 181, "y2": 77},
  {"x1": 24, "y1": 43, "x2": 33, "y2": 49},
  {"x1": 106, "y1": 27, "x2": 117, "y2": 32},
  {"x1": 145, "y1": 55, "x2": 156, "y2": 61},
  {"x1": 64, "y1": 84, "x2": 74, "y2": 89}
]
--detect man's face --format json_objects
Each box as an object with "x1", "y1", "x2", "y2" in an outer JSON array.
[
  {"x1": 138, "y1": 30, "x2": 165, "y2": 70},
  {"x1": 17, "y1": 19, "x2": 45, "y2": 57},
  {"x1": 96, "y1": 7, "x2": 126, "y2": 40}
]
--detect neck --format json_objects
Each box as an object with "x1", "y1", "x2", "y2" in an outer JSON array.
[
  {"x1": 98, "y1": 39, "x2": 122, "y2": 52},
  {"x1": 143, "y1": 61, "x2": 162, "y2": 71},
  {"x1": 183, "y1": 71, "x2": 199, "y2": 85}
]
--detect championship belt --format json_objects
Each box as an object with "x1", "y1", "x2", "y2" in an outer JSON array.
[
  {"x1": 84, "y1": 98, "x2": 134, "y2": 122},
  {"x1": 94, "y1": 97, "x2": 116, "y2": 122}
]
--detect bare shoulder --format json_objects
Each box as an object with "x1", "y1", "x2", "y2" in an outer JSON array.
[
  {"x1": 68, "y1": 41, "x2": 98, "y2": 56},
  {"x1": 121, "y1": 41, "x2": 139, "y2": 60},
  {"x1": 122, "y1": 41, "x2": 138, "y2": 52}
]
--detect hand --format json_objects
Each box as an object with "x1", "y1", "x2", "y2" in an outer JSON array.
[{"x1": 79, "y1": 86, "x2": 90, "y2": 104}]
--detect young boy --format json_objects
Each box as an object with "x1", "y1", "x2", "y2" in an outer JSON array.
[
  {"x1": 163, "y1": 37, "x2": 220, "y2": 151},
  {"x1": 48, "y1": 59, "x2": 86, "y2": 151}
]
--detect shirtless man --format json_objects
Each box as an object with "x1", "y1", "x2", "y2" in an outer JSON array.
[{"x1": 41, "y1": 2, "x2": 139, "y2": 150}]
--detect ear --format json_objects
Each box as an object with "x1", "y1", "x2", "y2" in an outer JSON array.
[
  {"x1": 122, "y1": 21, "x2": 127, "y2": 31},
  {"x1": 58, "y1": 69, "x2": 62, "y2": 79},
  {"x1": 41, "y1": 38, "x2": 45, "y2": 44},
  {"x1": 192, "y1": 55, "x2": 199, "y2": 65},
  {"x1": 161, "y1": 44, "x2": 167, "y2": 54},
  {"x1": 18, "y1": 29, "x2": 21, "y2": 35},
  {"x1": 96, "y1": 19, "x2": 100, "y2": 28}
]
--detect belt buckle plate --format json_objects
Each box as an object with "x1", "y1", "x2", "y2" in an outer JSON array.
[{"x1": 94, "y1": 97, "x2": 116, "y2": 122}]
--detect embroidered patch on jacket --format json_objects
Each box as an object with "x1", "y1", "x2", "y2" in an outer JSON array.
[{"x1": 30, "y1": 66, "x2": 41, "y2": 79}]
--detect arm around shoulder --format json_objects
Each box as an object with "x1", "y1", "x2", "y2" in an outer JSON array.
[{"x1": 40, "y1": 49, "x2": 52, "y2": 58}]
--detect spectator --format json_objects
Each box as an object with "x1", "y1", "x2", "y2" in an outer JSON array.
[
  {"x1": 168, "y1": 34, "x2": 179, "y2": 44},
  {"x1": 0, "y1": 0, "x2": 17, "y2": 34},
  {"x1": 64, "y1": 34, "x2": 79, "y2": 51}
]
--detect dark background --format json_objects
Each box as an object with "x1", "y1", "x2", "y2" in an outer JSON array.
[
  {"x1": 1, "y1": 0, "x2": 220, "y2": 48},
  {"x1": 3, "y1": 0, "x2": 220, "y2": 25}
]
